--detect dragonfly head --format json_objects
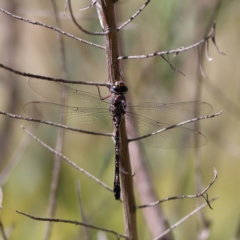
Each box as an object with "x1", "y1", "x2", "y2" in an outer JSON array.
[{"x1": 111, "y1": 81, "x2": 128, "y2": 94}]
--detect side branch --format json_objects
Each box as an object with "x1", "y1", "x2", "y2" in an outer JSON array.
[
  {"x1": 79, "y1": 0, "x2": 99, "y2": 12},
  {"x1": 128, "y1": 110, "x2": 223, "y2": 143},
  {"x1": 0, "y1": 8, "x2": 105, "y2": 50},
  {"x1": 153, "y1": 197, "x2": 219, "y2": 240},
  {"x1": 16, "y1": 211, "x2": 128, "y2": 239},
  {"x1": 136, "y1": 168, "x2": 217, "y2": 209},
  {"x1": 0, "y1": 63, "x2": 109, "y2": 86},
  {"x1": 117, "y1": 0, "x2": 151, "y2": 31},
  {"x1": 21, "y1": 126, "x2": 113, "y2": 193},
  {"x1": 0, "y1": 111, "x2": 113, "y2": 137},
  {"x1": 118, "y1": 24, "x2": 215, "y2": 60},
  {"x1": 68, "y1": 0, "x2": 108, "y2": 36}
]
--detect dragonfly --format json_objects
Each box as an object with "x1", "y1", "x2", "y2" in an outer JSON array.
[{"x1": 24, "y1": 79, "x2": 213, "y2": 200}]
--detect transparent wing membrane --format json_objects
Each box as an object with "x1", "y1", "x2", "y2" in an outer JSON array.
[
  {"x1": 126, "y1": 101, "x2": 212, "y2": 125},
  {"x1": 28, "y1": 78, "x2": 110, "y2": 108},
  {"x1": 125, "y1": 113, "x2": 207, "y2": 148},
  {"x1": 25, "y1": 80, "x2": 212, "y2": 148},
  {"x1": 24, "y1": 102, "x2": 112, "y2": 132}
]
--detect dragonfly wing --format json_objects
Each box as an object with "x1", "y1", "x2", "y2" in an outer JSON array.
[
  {"x1": 24, "y1": 102, "x2": 112, "y2": 132},
  {"x1": 125, "y1": 113, "x2": 207, "y2": 148},
  {"x1": 126, "y1": 101, "x2": 213, "y2": 124},
  {"x1": 28, "y1": 78, "x2": 110, "y2": 108}
]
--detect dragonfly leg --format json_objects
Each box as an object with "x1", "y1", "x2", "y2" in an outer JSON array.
[{"x1": 96, "y1": 85, "x2": 111, "y2": 100}]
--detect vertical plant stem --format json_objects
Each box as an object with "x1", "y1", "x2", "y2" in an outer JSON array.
[
  {"x1": 96, "y1": 1, "x2": 137, "y2": 239},
  {"x1": 0, "y1": 219, "x2": 7, "y2": 240},
  {"x1": 0, "y1": 0, "x2": 20, "y2": 169},
  {"x1": 129, "y1": 142, "x2": 174, "y2": 240},
  {"x1": 43, "y1": 1, "x2": 67, "y2": 239},
  {"x1": 193, "y1": 2, "x2": 221, "y2": 239}
]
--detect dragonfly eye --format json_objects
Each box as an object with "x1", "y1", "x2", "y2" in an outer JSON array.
[{"x1": 111, "y1": 81, "x2": 128, "y2": 94}]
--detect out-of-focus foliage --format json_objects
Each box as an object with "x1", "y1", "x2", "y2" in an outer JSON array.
[{"x1": 0, "y1": 0, "x2": 239, "y2": 239}]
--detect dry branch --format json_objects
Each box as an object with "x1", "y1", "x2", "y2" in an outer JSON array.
[
  {"x1": 0, "y1": 8, "x2": 105, "y2": 49},
  {"x1": 21, "y1": 126, "x2": 113, "y2": 193},
  {"x1": 136, "y1": 169, "x2": 217, "y2": 209},
  {"x1": 118, "y1": 24, "x2": 215, "y2": 60},
  {"x1": 16, "y1": 211, "x2": 128, "y2": 239}
]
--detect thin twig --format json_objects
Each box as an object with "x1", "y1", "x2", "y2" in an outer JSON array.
[
  {"x1": 76, "y1": 180, "x2": 91, "y2": 240},
  {"x1": 50, "y1": 2, "x2": 68, "y2": 80},
  {"x1": 210, "y1": 22, "x2": 225, "y2": 55},
  {"x1": 0, "y1": 219, "x2": 7, "y2": 240},
  {"x1": 0, "y1": 111, "x2": 113, "y2": 137},
  {"x1": 0, "y1": 190, "x2": 6, "y2": 240},
  {"x1": 0, "y1": 189, "x2": 6, "y2": 240},
  {"x1": 0, "y1": 8, "x2": 105, "y2": 50},
  {"x1": 68, "y1": 0, "x2": 108, "y2": 35},
  {"x1": 16, "y1": 211, "x2": 128, "y2": 239},
  {"x1": 205, "y1": 40, "x2": 213, "y2": 61},
  {"x1": 0, "y1": 128, "x2": 32, "y2": 187},
  {"x1": 118, "y1": 25, "x2": 215, "y2": 60},
  {"x1": 161, "y1": 54, "x2": 185, "y2": 76},
  {"x1": 21, "y1": 126, "x2": 113, "y2": 193},
  {"x1": 0, "y1": 63, "x2": 109, "y2": 86},
  {"x1": 153, "y1": 197, "x2": 219, "y2": 240},
  {"x1": 128, "y1": 110, "x2": 223, "y2": 143},
  {"x1": 198, "y1": 46, "x2": 208, "y2": 79},
  {"x1": 63, "y1": 0, "x2": 68, "y2": 15},
  {"x1": 79, "y1": 0, "x2": 99, "y2": 12},
  {"x1": 0, "y1": 188, "x2": 2, "y2": 209},
  {"x1": 136, "y1": 168, "x2": 217, "y2": 209},
  {"x1": 117, "y1": 0, "x2": 151, "y2": 31}
]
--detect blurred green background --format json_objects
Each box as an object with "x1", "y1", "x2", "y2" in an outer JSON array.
[{"x1": 0, "y1": 0, "x2": 239, "y2": 239}]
